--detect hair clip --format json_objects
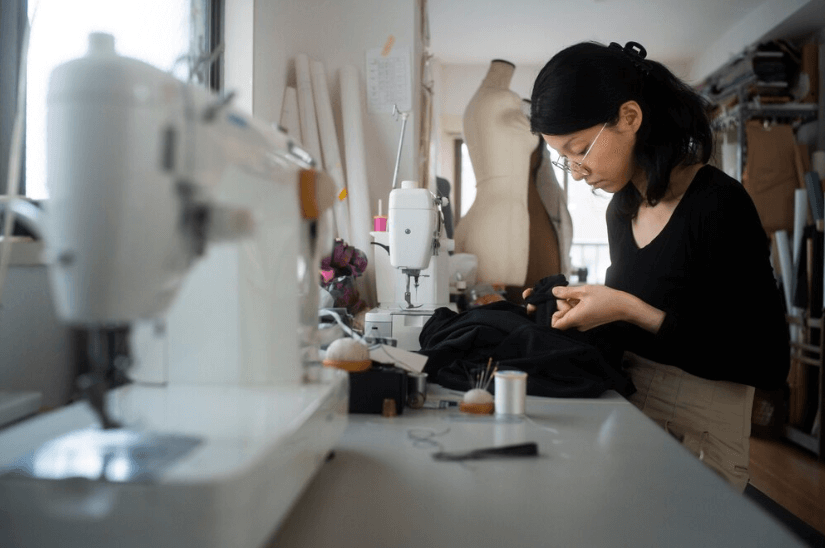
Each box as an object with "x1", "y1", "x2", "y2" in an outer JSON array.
[{"x1": 609, "y1": 41, "x2": 650, "y2": 75}]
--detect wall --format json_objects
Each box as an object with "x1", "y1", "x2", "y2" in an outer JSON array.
[{"x1": 225, "y1": 0, "x2": 423, "y2": 224}]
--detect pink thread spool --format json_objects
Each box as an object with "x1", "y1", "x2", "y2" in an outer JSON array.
[{"x1": 373, "y1": 198, "x2": 387, "y2": 231}]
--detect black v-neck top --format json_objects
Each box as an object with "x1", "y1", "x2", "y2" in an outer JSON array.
[{"x1": 604, "y1": 165, "x2": 789, "y2": 389}]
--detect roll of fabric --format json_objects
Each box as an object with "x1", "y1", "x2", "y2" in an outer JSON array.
[
  {"x1": 294, "y1": 54, "x2": 323, "y2": 168},
  {"x1": 279, "y1": 86, "x2": 301, "y2": 142},
  {"x1": 311, "y1": 59, "x2": 350, "y2": 243},
  {"x1": 775, "y1": 230, "x2": 793, "y2": 312},
  {"x1": 341, "y1": 64, "x2": 376, "y2": 306},
  {"x1": 793, "y1": 188, "x2": 807, "y2": 266}
]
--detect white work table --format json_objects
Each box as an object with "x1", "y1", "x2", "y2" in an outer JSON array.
[{"x1": 270, "y1": 386, "x2": 803, "y2": 548}]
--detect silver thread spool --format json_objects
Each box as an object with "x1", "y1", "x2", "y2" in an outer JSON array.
[{"x1": 494, "y1": 371, "x2": 527, "y2": 415}]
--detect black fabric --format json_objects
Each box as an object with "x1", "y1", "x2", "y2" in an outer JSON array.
[
  {"x1": 418, "y1": 301, "x2": 634, "y2": 398},
  {"x1": 523, "y1": 274, "x2": 569, "y2": 327},
  {"x1": 605, "y1": 165, "x2": 790, "y2": 390}
]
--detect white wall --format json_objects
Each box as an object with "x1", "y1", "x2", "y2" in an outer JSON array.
[{"x1": 225, "y1": 0, "x2": 422, "y2": 224}]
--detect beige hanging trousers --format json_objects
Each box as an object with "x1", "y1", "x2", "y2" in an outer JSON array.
[{"x1": 623, "y1": 352, "x2": 755, "y2": 493}]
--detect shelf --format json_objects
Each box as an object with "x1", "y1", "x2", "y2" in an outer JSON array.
[{"x1": 712, "y1": 101, "x2": 818, "y2": 130}]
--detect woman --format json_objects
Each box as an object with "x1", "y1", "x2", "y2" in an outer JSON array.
[{"x1": 527, "y1": 41, "x2": 790, "y2": 492}]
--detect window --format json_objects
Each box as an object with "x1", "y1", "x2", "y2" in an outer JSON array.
[
  {"x1": 556, "y1": 146, "x2": 611, "y2": 284},
  {"x1": 453, "y1": 143, "x2": 610, "y2": 283},
  {"x1": 453, "y1": 140, "x2": 476, "y2": 220},
  {"x1": 0, "y1": 0, "x2": 220, "y2": 200}
]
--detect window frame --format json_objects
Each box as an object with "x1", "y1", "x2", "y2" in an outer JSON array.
[
  {"x1": 0, "y1": 0, "x2": 28, "y2": 196},
  {"x1": 0, "y1": 0, "x2": 223, "y2": 200}
]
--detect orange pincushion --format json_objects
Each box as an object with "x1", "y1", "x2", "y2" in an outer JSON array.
[
  {"x1": 322, "y1": 358, "x2": 372, "y2": 372},
  {"x1": 323, "y1": 338, "x2": 372, "y2": 373},
  {"x1": 459, "y1": 401, "x2": 494, "y2": 415}
]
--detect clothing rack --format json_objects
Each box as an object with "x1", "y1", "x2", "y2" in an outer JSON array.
[
  {"x1": 710, "y1": 98, "x2": 821, "y2": 459},
  {"x1": 710, "y1": 101, "x2": 818, "y2": 182},
  {"x1": 703, "y1": 37, "x2": 824, "y2": 461}
]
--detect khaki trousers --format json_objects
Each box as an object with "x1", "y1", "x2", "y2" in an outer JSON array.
[{"x1": 624, "y1": 352, "x2": 755, "y2": 493}]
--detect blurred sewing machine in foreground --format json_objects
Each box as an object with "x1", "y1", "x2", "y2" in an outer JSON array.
[
  {"x1": 365, "y1": 180, "x2": 455, "y2": 350},
  {"x1": 0, "y1": 33, "x2": 347, "y2": 548}
]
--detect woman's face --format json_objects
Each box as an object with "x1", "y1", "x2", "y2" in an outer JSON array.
[{"x1": 542, "y1": 101, "x2": 643, "y2": 194}]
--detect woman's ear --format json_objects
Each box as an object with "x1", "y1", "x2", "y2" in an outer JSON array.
[{"x1": 618, "y1": 101, "x2": 643, "y2": 134}]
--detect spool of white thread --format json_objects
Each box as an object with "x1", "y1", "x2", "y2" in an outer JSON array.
[{"x1": 494, "y1": 371, "x2": 527, "y2": 415}]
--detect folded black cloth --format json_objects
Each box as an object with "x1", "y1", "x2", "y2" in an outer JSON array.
[
  {"x1": 523, "y1": 274, "x2": 569, "y2": 327},
  {"x1": 418, "y1": 300, "x2": 633, "y2": 399}
]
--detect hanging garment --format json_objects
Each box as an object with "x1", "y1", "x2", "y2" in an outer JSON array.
[
  {"x1": 742, "y1": 121, "x2": 803, "y2": 234},
  {"x1": 534, "y1": 140, "x2": 574, "y2": 278}
]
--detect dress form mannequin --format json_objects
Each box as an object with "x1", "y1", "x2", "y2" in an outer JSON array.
[{"x1": 455, "y1": 59, "x2": 535, "y2": 286}]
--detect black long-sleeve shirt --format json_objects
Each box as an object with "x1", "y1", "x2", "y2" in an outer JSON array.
[{"x1": 604, "y1": 165, "x2": 790, "y2": 390}]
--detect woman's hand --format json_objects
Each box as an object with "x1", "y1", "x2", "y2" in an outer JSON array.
[
  {"x1": 522, "y1": 286, "x2": 579, "y2": 317},
  {"x1": 550, "y1": 284, "x2": 665, "y2": 333},
  {"x1": 522, "y1": 288, "x2": 535, "y2": 314}
]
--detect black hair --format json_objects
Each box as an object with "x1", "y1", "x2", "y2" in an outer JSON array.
[{"x1": 530, "y1": 41, "x2": 712, "y2": 218}]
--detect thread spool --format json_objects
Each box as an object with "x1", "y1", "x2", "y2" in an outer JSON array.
[
  {"x1": 494, "y1": 371, "x2": 527, "y2": 415},
  {"x1": 407, "y1": 372, "x2": 428, "y2": 409},
  {"x1": 374, "y1": 198, "x2": 388, "y2": 231}
]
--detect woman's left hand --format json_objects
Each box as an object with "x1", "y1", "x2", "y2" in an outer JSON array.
[{"x1": 550, "y1": 284, "x2": 630, "y2": 331}]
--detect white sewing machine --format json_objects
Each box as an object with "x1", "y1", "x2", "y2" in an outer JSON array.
[
  {"x1": 364, "y1": 180, "x2": 454, "y2": 350},
  {"x1": 0, "y1": 33, "x2": 347, "y2": 548}
]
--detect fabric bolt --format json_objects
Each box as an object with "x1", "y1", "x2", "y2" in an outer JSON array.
[
  {"x1": 605, "y1": 165, "x2": 790, "y2": 391},
  {"x1": 624, "y1": 352, "x2": 754, "y2": 493}
]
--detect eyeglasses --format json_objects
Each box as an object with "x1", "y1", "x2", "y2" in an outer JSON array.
[{"x1": 551, "y1": 123, "x2": 607, "y2": 174}]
